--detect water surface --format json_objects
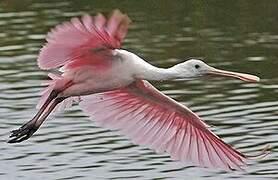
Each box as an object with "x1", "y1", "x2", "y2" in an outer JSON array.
[{"x1": 0, "y1": 0, "x2": 278, "y2": 179}]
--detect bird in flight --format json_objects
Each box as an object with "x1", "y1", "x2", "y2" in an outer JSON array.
[{"x1": 8, "y1": 10, "x2": 265, "y2": 171}]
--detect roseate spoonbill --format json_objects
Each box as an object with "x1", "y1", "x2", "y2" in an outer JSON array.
[{"x1": 8, "y1": 10, "x2": 265, "y2": 170}]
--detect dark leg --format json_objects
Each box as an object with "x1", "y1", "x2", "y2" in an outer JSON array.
[
  {"x1": 9, "y1": 90, "x2": 58, "y2": 138},
  {"x1": 8, "y1": 94, "x2": 65, "y2": 143}
]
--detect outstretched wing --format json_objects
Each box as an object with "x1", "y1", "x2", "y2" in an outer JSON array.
[
  {"x1": 38, "y1": 9, "x2": 130, "y2": 70},
  {"x1": 80, "y1": 80, "x2": 246, "y2": 170}
]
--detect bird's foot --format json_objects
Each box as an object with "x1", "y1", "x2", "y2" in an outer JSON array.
[{"x1": 8, "y1": 120, "x2": 38, "y2": 143}]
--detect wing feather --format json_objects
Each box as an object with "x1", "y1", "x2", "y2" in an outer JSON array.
[
  {"x1": 38, "y1": 10, "x2": 131, "y2": 70},
  {"x1": 79, "y1": 80, "x2": 246, "y2": 170}
]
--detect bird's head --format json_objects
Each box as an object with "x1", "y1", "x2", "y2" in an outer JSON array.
[{"x1": 173, "y1": 59, "x2": 260, "y2": 82}]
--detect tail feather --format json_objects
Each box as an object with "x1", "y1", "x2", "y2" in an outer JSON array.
[
  {"x1": 37, "y1": 73, "x2": 58, "y2": 109},
  {"x1": 37, "y1": 73, "x2": 79, "y2": 111}
]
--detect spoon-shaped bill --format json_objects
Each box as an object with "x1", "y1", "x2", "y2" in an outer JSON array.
[{"x1": 209, "y1": 68, "x2": 260, "y2": 82}]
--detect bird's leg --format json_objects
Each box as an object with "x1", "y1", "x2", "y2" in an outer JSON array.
[{"x1": 8, "y1": 91, "x2": 65, "y2": 143}]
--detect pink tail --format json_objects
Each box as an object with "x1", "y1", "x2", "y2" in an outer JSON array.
[{"x1": 37, "y1": 73, "x2": 79, "y2": 111}]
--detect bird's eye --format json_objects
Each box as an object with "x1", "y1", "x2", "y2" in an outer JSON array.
[{"x1": 195, "y1": 64, "x2": 200, "y2": 69}]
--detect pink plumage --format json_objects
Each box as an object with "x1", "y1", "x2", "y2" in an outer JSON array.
[
  {"x1": 38, "y1": 9, "x2": 130, "y2": 70},
  {"x1": 80, "y1": 80, "x2": 246, "y2": 170},
  {"x1": 9, "y1": 10, "x2": 266, "y2": 171},
  {"x1": 36, "y1": 10, "x2": 131, "y2": 109},
  {"x1": 37, "y1": 73, "x2": 79, "y2": 111}
]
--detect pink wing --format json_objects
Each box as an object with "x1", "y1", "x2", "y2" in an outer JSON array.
[
  {"x1": 80, "y1": 80, "x2": 246, "y2": 170},
  {"x1": 38, "y1": 9, "x2": 130, "y2": 70}
]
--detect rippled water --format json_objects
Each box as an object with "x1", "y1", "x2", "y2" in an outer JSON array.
[{"x1": 1, "y1": 0, "x2": 278, "y2": 179}]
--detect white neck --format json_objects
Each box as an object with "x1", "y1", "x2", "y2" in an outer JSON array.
[
  {"x1": 134, "y1": 63, "x2": 181, "y2": 81},
  {"x1": 116, "y1": 49, "x2": 191, "y2": 81}
]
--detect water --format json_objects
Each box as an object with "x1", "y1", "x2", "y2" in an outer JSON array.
[{"x1": 1, "y1": 0, "x2": 278, "y2": 179}]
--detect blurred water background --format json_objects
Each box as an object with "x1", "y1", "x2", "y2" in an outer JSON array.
[{"x1": 0, "y1": 0, "x2": 278, "y2": 179}]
